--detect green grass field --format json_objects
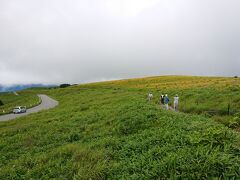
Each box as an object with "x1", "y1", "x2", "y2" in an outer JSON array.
[
  {"x1": 0, "y1": 76, "x2": 240, "y2": 179},
  {"x1": 88, "y1": 76, "x2": 240, "y2": 129},
  {"x1": 0, "y1": 91, "x2": 41, "y2": 115}
]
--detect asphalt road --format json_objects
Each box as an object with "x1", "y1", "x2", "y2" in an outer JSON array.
[{"x1": 0, "y1": 94, "x2": 58, "y2": 122}]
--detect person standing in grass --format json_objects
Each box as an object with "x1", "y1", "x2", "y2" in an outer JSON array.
[
  {"x1": 164, "y1": 94, "x2": 170, "y2": 110},
  {"x1": 160, "y1": 94, "x2": 164, "y2": 105},
  {"x1": 174, "y1": 94, "x2": 179, "y2": 111},
  {"x1": 148, "y1": 92, "x2": 153, "y2": 101}
]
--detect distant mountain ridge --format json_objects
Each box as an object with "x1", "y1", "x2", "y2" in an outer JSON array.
[{"x1": 0, "y1": 84, "x2": 57, "y2": 92}]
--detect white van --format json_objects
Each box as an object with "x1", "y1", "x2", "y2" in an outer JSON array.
[{"x1": 13, "y1": 106, "x2": 27, "y2": 114}]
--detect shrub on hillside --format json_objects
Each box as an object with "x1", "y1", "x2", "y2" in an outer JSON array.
[
  {"x1": 0, "y1": 100, "x2": 3, "y2": 106},
  {"x1": 59, "y1": 84, "x2": 71, "y2": 88}
]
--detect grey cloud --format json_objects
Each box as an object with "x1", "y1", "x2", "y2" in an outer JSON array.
[{"x1": 0, "y1": 0, "x2": 239, "y2": 85}]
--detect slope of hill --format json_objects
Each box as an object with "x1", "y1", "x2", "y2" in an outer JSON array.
[
  {"x1": 88, "y1": 76, "x2": 240, "y2": 128},
  {"x1": 0, "y1": 76, "x2": 239, "y2": 179}
]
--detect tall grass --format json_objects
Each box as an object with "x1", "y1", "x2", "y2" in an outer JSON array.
[
  {"x1": 0, "y1": 78, "x2": 240, "y2": 179},
  {"x1": 88, "y1": 76, "x2": 240, "y2": 128}
]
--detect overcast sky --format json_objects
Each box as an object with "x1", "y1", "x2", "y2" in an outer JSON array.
[{"x1": 0, "y1": 0, "x2": 239, "y2": 85}]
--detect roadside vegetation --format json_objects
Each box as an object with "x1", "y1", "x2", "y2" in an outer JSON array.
[
  {"x1": 0, "y1": 90, "x2": 41, "y2": 115},
  {"x1": 0, "y1": 76, "x2": 239, "y2": 179}
]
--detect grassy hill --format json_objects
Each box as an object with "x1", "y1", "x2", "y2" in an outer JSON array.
[
  {"x1": 89, "y1": 76, "x2": 240, "y2": 129},
  {"x1": 0, "y1": 76, "x2": 240, "y2": 179},
  {"x1": 0, "y1": 91, "x2": 41, "y2": 115}
]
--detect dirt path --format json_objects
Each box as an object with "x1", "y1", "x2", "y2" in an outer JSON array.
[
  {"x1": 160, "y1": 104, "x2": 178, "y2": 112},
  {"x1": 0, "y1": 94, "x2": 58, "y2": 122}
]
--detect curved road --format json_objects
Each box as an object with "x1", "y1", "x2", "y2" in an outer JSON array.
[{"x1": 0, "y1": 94, "x2": 58, "y2": 122}]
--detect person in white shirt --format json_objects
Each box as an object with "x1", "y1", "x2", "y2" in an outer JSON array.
[
  {"x1": 148, "y1": 92, "x2": 153, "y2": 101},
  {"x1": 174, "y1": 94, "x2": 179, "y2": 111}
]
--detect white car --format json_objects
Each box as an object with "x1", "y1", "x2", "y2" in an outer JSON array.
[{"x1": 13, "y1": 106, "x2": 27, "y2": 114}]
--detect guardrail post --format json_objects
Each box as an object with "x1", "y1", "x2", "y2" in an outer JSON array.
[{"x1": 227, "y1": 103, "x2": 230, "y2": 115}]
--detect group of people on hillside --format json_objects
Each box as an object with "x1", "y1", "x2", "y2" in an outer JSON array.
[{"x1": 148, "y1": 92, "x2": 179, "y2": 111}]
